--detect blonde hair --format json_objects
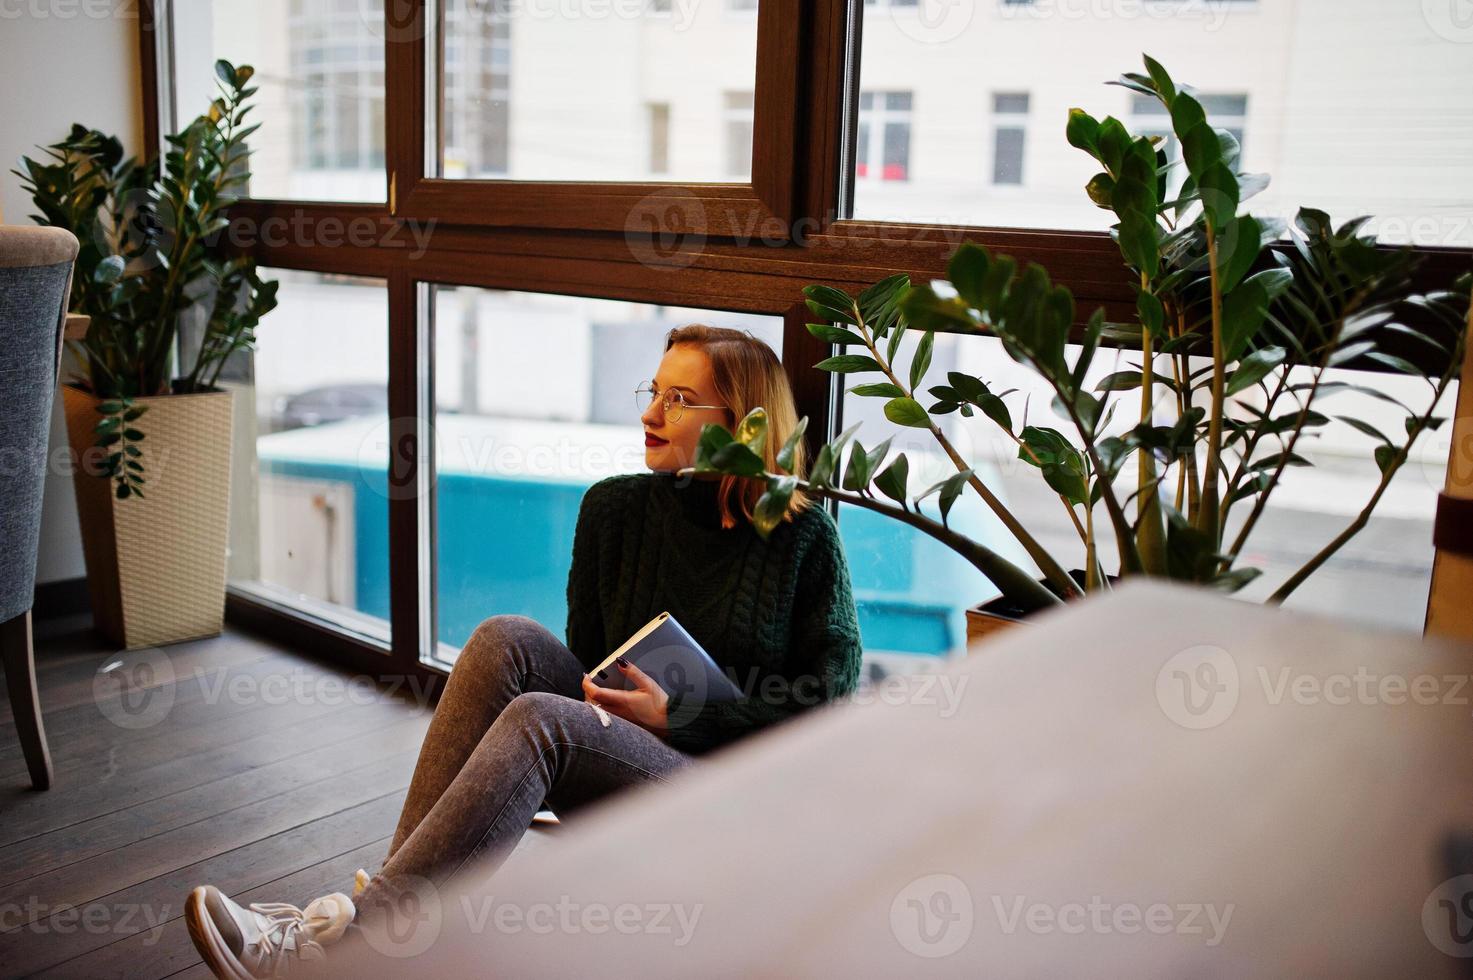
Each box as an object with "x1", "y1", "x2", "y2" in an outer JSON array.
[{"x1": 664, "y1": 324, "x2": 815, "y2": 530}]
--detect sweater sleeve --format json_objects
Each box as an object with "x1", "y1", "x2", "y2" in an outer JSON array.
[
  {"x1": 663, "y1": 508, "x2": 864, "y2": 755},
  {"x1": 564, "y1": 483, "x2": 609, "y2": 673}
]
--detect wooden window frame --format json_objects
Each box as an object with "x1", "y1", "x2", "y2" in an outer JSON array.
[
  {"x1": 386, "y1": 0, "x2": 813, "y2": 240},
  {"x1": 138, "y1": 0, "x2": 1471, "y2": 679}
]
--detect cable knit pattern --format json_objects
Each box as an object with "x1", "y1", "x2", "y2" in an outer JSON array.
[{"x1": 565, "y1": 472, "x2": 863, "y2": 755}]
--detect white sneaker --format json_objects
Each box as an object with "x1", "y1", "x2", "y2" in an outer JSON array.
[{"x1": 186, "y1": 884, "x2": 355, "y2": 979}]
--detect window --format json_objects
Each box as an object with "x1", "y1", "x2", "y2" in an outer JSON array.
[
  {"x1": 844, "y1": 3, "x2": 1461, "y2": 643},
  {"x1": 173, "y1": 0, "x2": 388, "y2": 201},
  {"x1": 435, "y1": 0, "x2": 758, "y2": 182},
  {"x1": 145, "y1": 0, "x2": 1463, "y2": 679},
  {"x1": 724, "y1": 92, "x2": 755, "y2": 180},
  {"x1": 991, "y1": 92, "x2": 1029, "y2": 185},
  {"x1": 855, "y1": 92, "x2": 913, "y2": 183},
  {"x1": 440, "y1": 0, "x2": 511, "y2": 177},
  {"x1": 851, "y1": 3, "x2": 1473, "y2": 244},
  {"x1": 227, "y1": 270, "x2": 391, "y2": 644},
  {"x1": 428, "y1": 290, "x2": 782, "y2": 662}
]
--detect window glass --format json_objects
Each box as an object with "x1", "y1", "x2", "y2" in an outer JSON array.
[
  {"x1": 850, "y1": 2, "x2": 1473, "y2": 247},
  {"x1": 990, "y1": 91, "x2": 1030, "y2": 185},
  {"x1": 436, "y1": 0, "x2": 759, "y2": 182},
  {"x1": 427, "y1": 290, "x2": 782, "y2": 664},
  {"x1": 173, "y1": 0, "x2": 388, "y2": 202},
  {"x1": 840, "y1": 1, "x2": 1460, "y2": 651},
  {"x1": 856, "y1": 90, "x2": 913, "y2": 183},
  {"x1": 724, "y1": 92, "x2": 756, "y2": 180},
  {"x1": 226, "y1": 270, "x2": 391, "y2": 643}
]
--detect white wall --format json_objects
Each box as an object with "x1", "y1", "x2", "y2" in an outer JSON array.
[{"x1": 0, "y1": 4, "x2": 144, "y2": 584}]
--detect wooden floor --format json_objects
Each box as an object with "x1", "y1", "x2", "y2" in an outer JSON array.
[{"x1": 0, "y1": 613, "x2": 449, "y2": 979}]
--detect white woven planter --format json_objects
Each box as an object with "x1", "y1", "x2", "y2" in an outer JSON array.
[{"x1": 62, "y1": 383, "x2": 234, "y2": 649}]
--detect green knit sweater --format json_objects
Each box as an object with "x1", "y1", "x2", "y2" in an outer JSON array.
[{"x1": 564, "y1": 471, "x2": 863, "y2": 756}]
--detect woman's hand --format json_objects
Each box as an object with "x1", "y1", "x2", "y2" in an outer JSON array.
[{"x1": 582, "y1": 659, "x2": 669, "y2": 737}]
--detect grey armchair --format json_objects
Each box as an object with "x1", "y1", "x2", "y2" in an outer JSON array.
[{"x1": 0, "y1": 224, "x2": 78, "y2": 791}]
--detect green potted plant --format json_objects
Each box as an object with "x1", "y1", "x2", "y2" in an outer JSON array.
[
  {"x1": 690, "y1": 56, "x2": 1471, "y2": 642},
  {"x1": 13, "y1": 60, "x2": 276, "y2": 649}
]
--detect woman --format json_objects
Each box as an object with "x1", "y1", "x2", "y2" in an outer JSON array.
[{"x1": 184, "y1": 324, "x2": 863, "y2": 977}]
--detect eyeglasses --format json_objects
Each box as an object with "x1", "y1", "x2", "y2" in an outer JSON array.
[{"x1": 635, "y1": 381, "x2": 727, "y2": 423}]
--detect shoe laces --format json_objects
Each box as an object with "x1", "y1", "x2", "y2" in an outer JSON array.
[{"x1": 244, "y1": 901, "x2": 327, "y2": 972}]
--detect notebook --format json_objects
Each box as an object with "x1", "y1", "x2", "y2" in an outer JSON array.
[{"x1": 589, "y1": 611, "x2": 742, "y2": 702}]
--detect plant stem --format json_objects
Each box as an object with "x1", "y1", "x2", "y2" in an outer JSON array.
[
  {"x1": 1221, "y1": 365, "x2": 1292, "y2": 518},
  {"x1": 802, "y1": 476, "x2": 1063, "y2": 612},
  {"x1": 160, "y1": 89, "x2": 239, "y2": 394},
  {"x1": 1226, "y1": 360, "x2": 1328, "y2": 560},
  {"x1": 1012, "y1": 432, "x2": 1089, "y2": 545},
  {"x1": 1269, "y1": 303, "x2": 1468, "y2": 603},
  {"x1": 853, "y1": 302, "x2": 1082, "y2": 599},
  {"x1": 928, "y1": 420, "x2": 1081, "y2": 596},
  {"x1": 1030, "y1": 357, "x2": 1143, "y2": 574},
  {"x1": 1136, "y1": 273, "x2": 1167, "y2": 574},
  {"x1": 1167, "y1": 307, "x2": 1191, "y2": 513},
  {"x1": 1197, "y1": 222, "x2": 1226, "y2": 544},
  {"x1": 1084, "y1": 492, "x2": 1100, "y2": 592},
  {"x1": 183, "y1": 106, "x2": 241, "y2": 392},
  {"x1": 1179, "y1": 313, "x2": 1204, "y2": 519}
]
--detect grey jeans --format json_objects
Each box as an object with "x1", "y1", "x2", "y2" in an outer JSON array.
[{"x1": 354, "y1": 614, "x2": 694, "y2": 922}]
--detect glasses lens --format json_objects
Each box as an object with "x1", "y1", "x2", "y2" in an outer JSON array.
[
  {"x1": 666, "y1": 390, "x2": 684, "y2": 422},
  {"x1": 636, "y1": 383, "x2": 656, "y2": 412}
]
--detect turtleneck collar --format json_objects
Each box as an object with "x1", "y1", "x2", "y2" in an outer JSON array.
[{"x1": 652, "y1": 471, "x2": 726, "y2": 530}]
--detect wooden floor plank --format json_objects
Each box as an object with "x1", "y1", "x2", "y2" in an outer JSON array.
[
  {"x1": 0, "y1": 617, "x2": 453, "y2": 979},
  {"x1": 57, "y1": 837, "x2": 393, "y2": 980},
  {"x1": 0, "y1": 747, "x2": 420, "y2": 932},
  {"x1": 161, "y1": 964, "x2": 215, "y2": 980},
  {"x1": 0, "y1": 638, "x2": 273, "y2": 735},
  {"x1": 0, "y1": 714, "x2": 428, "y2": 887},
  {"x1": 159, "y1": 960, "x2": 212, "y2": 978},
  {"x1": 5, "y1": 794, "x2": 407, "y2": 976},
  {"x1": 0, "y1": 650, "x2": 285, "y2": 780},
  {"x1": 0, "y1": 641, "x2": 410, "y2": 778},
  {"x1": 0, "y1": 689, "x2": 427, "y2": 846},
  {"x1": 35, "y1": 823, "x2": 570, "y2": 978}
]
